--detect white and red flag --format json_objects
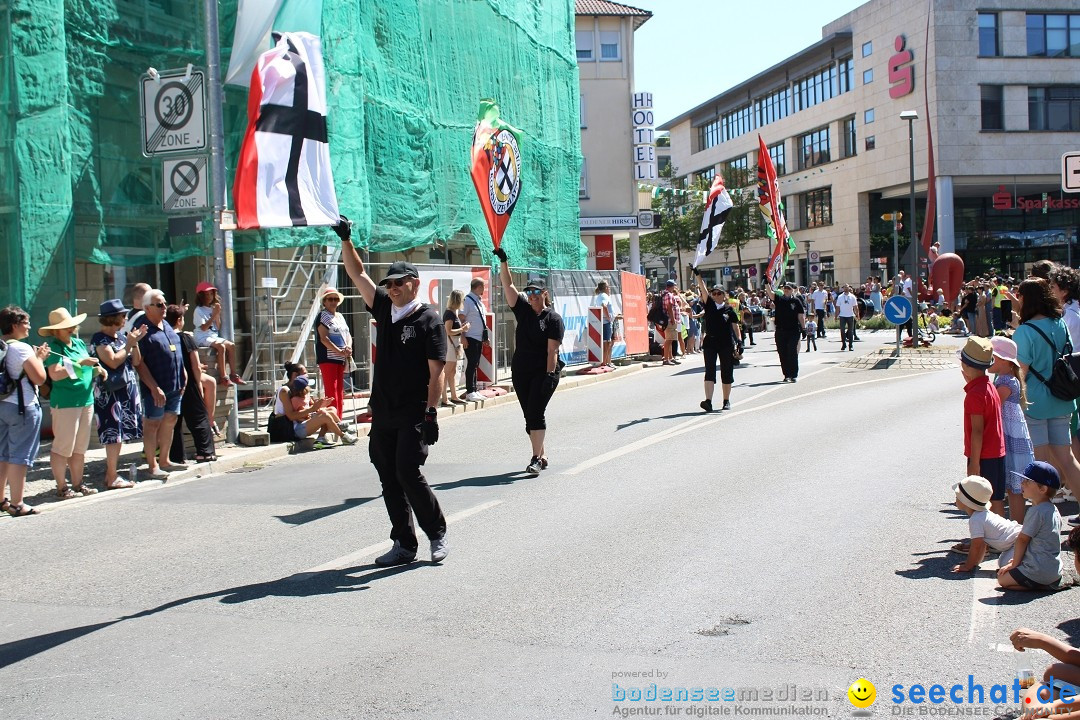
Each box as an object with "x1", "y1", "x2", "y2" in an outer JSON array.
[
  {"x1": 234, "y1": 31, "x2": 338, "y2": 229},
  {"x1": 692, "y1": 175, "x2": 733, "y2": 269}
]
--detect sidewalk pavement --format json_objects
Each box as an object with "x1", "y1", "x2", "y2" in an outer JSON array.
[{"x1": 4, "y1": 361, "x2": 644, "y2": 517}]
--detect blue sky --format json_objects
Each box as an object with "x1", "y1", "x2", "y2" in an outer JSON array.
[{"x1": 627, "y1": 0, "x2": 870, "y2": 126}]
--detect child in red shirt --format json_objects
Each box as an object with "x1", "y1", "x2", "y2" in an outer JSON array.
[{"x1": 961, "y1": 337, "x2": 1007, "y2": 516}]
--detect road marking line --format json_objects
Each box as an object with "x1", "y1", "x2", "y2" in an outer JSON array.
[
  {"x1": 564, "y1": 370, "x2": 932, "y2": 476},
  {"x1": 968, "y1": 575, "x2": 999, "y2": 644},
  {"x1": 289, "y1": 500, "x2": 502, "y2": 580}
]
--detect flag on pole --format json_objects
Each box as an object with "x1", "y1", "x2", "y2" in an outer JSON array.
[
  {"x1": 470, "y1": 99, "x2": 522, "y2": 250},
  {"x1": 757, "y1": 135, "x2": 795, "y2": 288},
  {"x1": 234, "y1": 31, "x2": 339, "y2": 229},
  {"x1": 692, "y1": 175, "x2": 733, "y2": 269}
]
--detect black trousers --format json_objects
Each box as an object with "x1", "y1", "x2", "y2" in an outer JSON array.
[
  {"x1": 774, "y1": 328, "x2": 801, "y2": 379},
  {"x1": 170, "y1": 383, "x2": 216, "y2": 463},
  {"x1": 815, "y1": 309, "x2": 826, "y2": 337},
  {"x1": 512, "y1": 370, "x2": 558, "y2": 432},
  {"x1": 463, "y1": 338, "x2": 483, "y2": 393},
  {"x1": 839, "y1": 316, "x2": 855, "y2": 348},
  {"x1": 369, "y1": 423, "x2": 446, "y2": 553},
  {"x1": 702, "y1": 344, "x2": 734, "y2": 385}
]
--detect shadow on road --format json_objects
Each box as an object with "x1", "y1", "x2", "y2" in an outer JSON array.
[
  {"x1": 275, "y1": 497, "x2": 381, "y2": 526},
  {"x1": 895, "y1": 554, "x2": 972, "y2": 581},
  {"x1": 0, "y1": 562, "x2": 423, "y2": 670},
  {"x1": 616, "y1": 412, "x2": 703, "y2": 431},
  {"x1": 431, "y1": 471, "x2": 526, "y2": 490}
]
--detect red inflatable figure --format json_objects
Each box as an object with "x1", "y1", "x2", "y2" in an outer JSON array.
[{"x1": 931, "y1": 253, "x2": 965, "y2": 310}]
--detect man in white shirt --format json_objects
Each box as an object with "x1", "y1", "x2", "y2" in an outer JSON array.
[
  {"x1": 810, "y1": 283, "x2": 828, "y2": 338},
  {"x1": 461, "y1": 278, "x2": 489, "y2": 401},
  {"x1": 123, "y1": 282, "x2": 151, "y2": 334},
  {"x1": 835, "y1": 285, "x2": 860, "y2": 351}
]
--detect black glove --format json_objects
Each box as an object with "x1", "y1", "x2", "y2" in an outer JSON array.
[
  {"x1": 420, "y1": 408, "x2": 439, "y2": 445},
  {"x1": 493, "y1": 247, "x2": 508, "y2": 263},
  {"x1": 690, "y1": 265, "x2": 702, "y2": 277},
  {"x1": 542, "y1": 371, "x2": 559, "y2": 394},
  {"x1": 331, "y1": 215, "x2": 351, "y2": 242}
]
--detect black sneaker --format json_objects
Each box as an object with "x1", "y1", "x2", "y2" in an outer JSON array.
[
  {"x1": 700, "y1": 399, "x2": 713, "y2": 412},
  {"x1": 375, "y1": 540, "x2": 417, "y2": 567},
  {"x1": 722, "y1": 400, "x2": 731, "y2": 411},
  {"x1": 790, "y1": 377, "x2": 798, "y2": 383},
  {"x1": 526, "y1": 457, "x2": 542, "y2": 476}
]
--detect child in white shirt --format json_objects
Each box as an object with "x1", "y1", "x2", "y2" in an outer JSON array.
[
  {"x1": 804, "y1": 318, "x2": 817, "y2": 352},
  {"x1": 951, "y1": 475, "x2": 1021, "y2": 572}
]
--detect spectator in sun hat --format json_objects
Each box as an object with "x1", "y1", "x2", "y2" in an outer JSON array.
[
  {"x1": 89, "y1": 298, "x2": 146, "y2": 488},
  {"x1": 950, "y1": 475, "x2": 1020, "y2": 573},
  {"x1": 315, "y1": 286, "x2": 352, "y2": 422},
  {"x1": 959, "y1": 336, "x2": 1007, "y2": 517},
  {"x1": 997, "y1": 461, "x2": 1063, "y2": 592},
  {"x1": 193, "y1": 280, "x2": 244, "y2": 386},
  {"x1": 41, "y1": 307, "x2": 102, "y2": 498}
]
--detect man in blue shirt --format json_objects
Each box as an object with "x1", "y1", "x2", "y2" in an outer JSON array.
[{"x1": 134, "y1": 289, "x2": 186, "y2": 479}]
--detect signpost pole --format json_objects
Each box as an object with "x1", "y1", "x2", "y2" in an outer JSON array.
[
  {"x1": 203, "y1": 0, "x2": 238, "y2": 441},
  {"x1": 892, "y1": 216, "x2": 899, "y2": 282}
]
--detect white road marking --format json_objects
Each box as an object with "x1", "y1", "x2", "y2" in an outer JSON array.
[
  {"x1": 564, "y1": 370, "x2": 932, "y2": 476},
  {"x1": 289, "y1": 500, "x2": 502, "y2": 580},
  {"x1": 968, "y1": 575, "x2": 1000, "y2": 644}
]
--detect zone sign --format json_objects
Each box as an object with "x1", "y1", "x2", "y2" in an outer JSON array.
[{"x1": 141, "y1": 69, "x2": 207, "y2": 156}]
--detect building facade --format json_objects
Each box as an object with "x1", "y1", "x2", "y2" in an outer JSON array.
[
  {"x1": 576, "y1": 0, "x2": 655, "y2": 273},
  {"x1": 659, "y1": 0, "x2": 1080, "y2": 286}
]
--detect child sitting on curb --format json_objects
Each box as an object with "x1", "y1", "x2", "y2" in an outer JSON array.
[
  {"x1": 997, "y1": 461, "x2": 1063, "y2": 592},
  {"x1": 951, "y1": 475, "x2": 1020, "y2": 573}
]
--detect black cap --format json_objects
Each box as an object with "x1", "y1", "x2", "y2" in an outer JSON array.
[
  {"x1": 381, "y1": 261, "x2": 419, "y2": 285},
  {"x1": 523, "y1": 277, "x2": 547, "y2": 291},
  {"x1": 783, "y1": 282, "x2": 796, "y2": 289}
]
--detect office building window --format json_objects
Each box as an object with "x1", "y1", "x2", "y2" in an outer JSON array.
[
  {"x1": 979, "y1": 13, "x2": 1000, "y2": 57},
  {"x1": 1027, "y1": 14, "x2": 1080, "y2": 57},
  {"x1": 722, "y1": 156, "x2": 749, "y2": 186},
  {"x1": 862, "y1": 41, "x2": 873, "y2": 57},
  {"x1": 802, "y1": 187, "x2": 832, "y2": 228},
  {"x1": 698, "y1": 166, "x2": 716, "y2": 184},
  {"x1": 698, "y1": 118, "x2": 721, "y2": 151},
  {"x1": 721, "y1": 104, "x2": 753, "y2": 142},
  {"x1": 798, "y1": 127, "x2": 830, "y2": 170},
  {"x1": 1029, "y1": 86, "x2": 1080, "y2": 131},
  {"x1": 580, "y1": 95, "x2": 586, "y2": 129},
  {"x1": 576, "y1": 31, "x2": 593, "y2": 61},
  {"x1": 842, "y1": 117, "x2": 857, "y2": 158},
  {"x1": 838, "y1": 57, "x2": 854, "y2": 94},
  {"x1": 793, "y1": 63, "x2": 838, "y2": 112},
  {"x1": 600, "y1": 31, "x2": 620, "y2": 60},
  {"x1": 864, "y1": 108, "x2": 875, "y2": 124},
  {"x1": 768, "y1": 142, "x2": 786, "y2": 177},
  {"x1": 981, "y1": 85, "x2": 1004, "y2": 130},
  {"x1": 865, "y1": 135, "x2": 876, "y2": 151},
  {"x1": 754, "y1": 87, "x2": 791, "y2": 127},
  {"x1": 863, "y1": 68, "x2": 873, "y2": 84},
  {"x1": 580, "y1": 160, "x2": 587, "y2": 198}
]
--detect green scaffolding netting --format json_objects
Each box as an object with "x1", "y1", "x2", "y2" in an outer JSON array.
[{"x1": 1, "y1": 0, "x2": 584, "y2": 308}]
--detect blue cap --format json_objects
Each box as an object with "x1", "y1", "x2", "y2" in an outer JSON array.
[
  {"x1": 98, "y1": 298, "x2": 128, "y2": 317},
  {"x1": 291, "y1": 375, "x2": 310, "y2": 392},
  {"x1": 1013, "y1": 460, "x2": 1061, "y2": 491}
]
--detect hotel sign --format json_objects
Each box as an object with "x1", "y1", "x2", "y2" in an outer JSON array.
[
  {"x1": 631, "y1": 92, "x2": 657, "y2": 181},
  {"x1": 580, "y1": 212, "x2": 656, "y2": 230}
]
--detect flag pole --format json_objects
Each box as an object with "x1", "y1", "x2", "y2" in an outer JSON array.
[{"x1": 204, "y1": 0, "x2": 239, "y2": 442}]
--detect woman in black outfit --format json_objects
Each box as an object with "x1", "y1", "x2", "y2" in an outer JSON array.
[
  {"x1": 494, "y1": 248, "x2": 566, "y2": 476},
  {"x1": 696, "y1": 272, "x2": 741, "y2": 413},
  {"x1": 166, "y1": 305, "x2": 217, "y2": 463}
]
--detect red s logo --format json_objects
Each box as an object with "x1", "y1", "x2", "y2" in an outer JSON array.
[
  {"x1": 888, "y1": 35, "x2": 915, "y2": 99},
  {"x1": 992, "y1": 186, "x2": 1013, "y2": 210}
]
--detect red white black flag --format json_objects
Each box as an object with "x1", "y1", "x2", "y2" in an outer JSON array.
[
  {"x1": 692, "y1": 175, "x2": 733, "y2": 269},
  {"x1": 234, "y1": 31, "x2": 338, "y2": 229}
]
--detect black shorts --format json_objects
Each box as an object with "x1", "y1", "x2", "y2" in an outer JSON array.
[
  {"x1": 974, "y1": 456, "x2": 1006, "y2": 502},
  {"x1": 1008, "y1": 568, "x2": 1061, "y2": 592}
]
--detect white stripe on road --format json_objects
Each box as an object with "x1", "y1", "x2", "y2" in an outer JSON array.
[
  {"x1": 564, "y1": 370, "x2": 932, "y2": 476},
  {"x1": 968, "y1": 575, "x2": 1000, "y2": 644},
  {"x1": 289, "y1": 499, "x2": 502, "y2": 580}
]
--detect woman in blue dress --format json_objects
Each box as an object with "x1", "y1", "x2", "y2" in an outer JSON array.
[{"x1": 90, "y1": 299, "x2": 145, "y2": 488}]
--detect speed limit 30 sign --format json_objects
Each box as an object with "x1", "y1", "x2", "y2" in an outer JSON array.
[{"x1": 141, "y1": 69, "x2": 207, "y2": 156}]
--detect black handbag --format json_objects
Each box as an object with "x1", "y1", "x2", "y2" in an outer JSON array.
[
  {"x1": 1023, "y1": 322, "x2": 1080, "y2": 401},
  {"x1": 100, "y1": 370, "x2": 128, "y2": 394}
]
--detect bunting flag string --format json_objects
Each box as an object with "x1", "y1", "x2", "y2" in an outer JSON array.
[{"x1": 636, "y1": 183, "x2": 708, "y2": 202}]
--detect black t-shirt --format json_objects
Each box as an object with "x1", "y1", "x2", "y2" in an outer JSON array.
[
  {"x1": 442, "y1": 309, "x2": 461, "y2": 346},
  {"x1": 702, "y1": 298, "x2": 739, "y2": 349},
  {"x1": 369, "y1": 288, "x2": 446, "y2": 427},
  {"x1": 178, "y1": 332, "x2": 198, "y2": 386},
  {"x1": 961, "y1": 291, "x2": 978, "y2": 314},
  {"x1": 773, "y1": 293, "x2": 806, "y2": 331},
  {"x1": 511, "y1": 294, "x2": 565, "y2": 375}
]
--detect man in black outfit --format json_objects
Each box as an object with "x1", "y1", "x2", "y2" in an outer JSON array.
[
  {"x1": 768, "y1": 281, "x2": 806, "y2": 383},
  {"x1": 336, "y1": 218, "x2": 449, "y2": 566}
]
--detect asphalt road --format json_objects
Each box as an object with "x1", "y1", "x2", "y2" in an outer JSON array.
[{"x1": 2, "y1": 329, "x2": 1076, "y2": 719}]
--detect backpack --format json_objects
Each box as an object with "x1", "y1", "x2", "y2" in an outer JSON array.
[
  {"x1": 0, "y1": 338, "x2": 26, "y2": 413},
  {"x1": 647, "y1": 298, "x2": 669, "y2": 329},
  {"x1": 1022, "y1": 322, "x2": 1080, "y2": 402}
]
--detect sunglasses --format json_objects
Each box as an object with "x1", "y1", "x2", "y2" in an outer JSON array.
[
  {"x1": 525, "y1": 289, "x2": 544, "y2": 296},
  {"x1": 710, "y1": 291, "x2": 724, "y2": 296},
  {"x1": 381, "y1": 277, "x2": 414, "y2": 288},
  {"x1": 150, "y1": 302, "x2": 167, "y2": 308}
]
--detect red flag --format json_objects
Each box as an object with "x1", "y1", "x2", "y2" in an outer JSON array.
[
  {"x1": 757, "y1": 135, "x2": 793, "y2": 288},
  {"x1": 469, "y1": 99, "x2": 522, "y2": 249}
]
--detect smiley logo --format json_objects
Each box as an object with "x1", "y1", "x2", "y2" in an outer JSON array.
[{"x1": 848, "y1": 678, "x2": 876, "y2": 709}]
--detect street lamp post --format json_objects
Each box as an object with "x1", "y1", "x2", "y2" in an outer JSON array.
[{"x1": 901, "y1": 110, "x2": 919, "y2": 308}]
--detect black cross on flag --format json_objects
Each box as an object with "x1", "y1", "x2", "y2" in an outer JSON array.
[
  {"x1": 693, "y1": 176, "x2": 733, "y2": 270},
  {"x1": 235, "y1": 32, "x2": 339, "y2": 229}
]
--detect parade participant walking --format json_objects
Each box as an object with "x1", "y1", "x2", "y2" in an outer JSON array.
[
  {"x1": 336, "y1": 217, "x2": 449, "y2": 565},
  {"x1": 811, "y1": 282, "x2": 828, "y2": 338},
  {"x1": 494, "y1": 248, "x2": 566, "y2": 475},
  {"x1": 695, "y1": 272, "x2": 740, "y2": 412},
  {"x1": 835, "y1": 285, "x2": 859, "y2": 351},
  {"x1": 462, "y1": 277, "x2": 489, "y2": 402},
  {"x1": 767, "y1": 281, "x2": 806, "y2": 382}
]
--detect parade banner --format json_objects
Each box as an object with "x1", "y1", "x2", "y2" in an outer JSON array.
[
  {"x1": 758, "y1": 134, "x2": 795, "y2": 288},
  {"x1": 469, "y1": 99, "x2": 522, "y2": 249},
  {"x1": 547, "y1": 270, "x2": 625, "y2": 365},
  {"x1": 693, "y1": 175, "x2": 733, "y2": 269},
  {"x1": 620, "y1": 271, "x2": 649, "y2": 356},
  {"x1": 235, "y1": 32, "x2": 338, "y2": 229}
]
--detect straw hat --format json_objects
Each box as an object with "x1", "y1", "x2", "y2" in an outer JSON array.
[
  {"x1": 953, "y1": 476, "x2": 992, "y2": 511},
  {"x1": 321, "y1": 287, "x2": 344, "y2": 302},
  {"x1": 38, "y1": 307, "x2": 87, "y2": 337}
]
